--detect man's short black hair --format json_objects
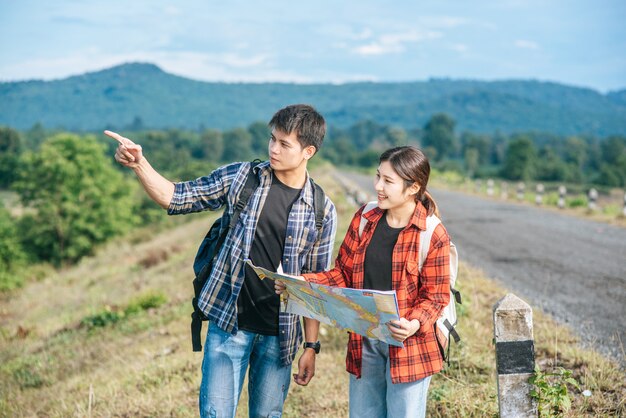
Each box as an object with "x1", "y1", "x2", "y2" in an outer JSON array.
[{"x1": 269, "y1": 104, "x2": 326, "y2": 153}]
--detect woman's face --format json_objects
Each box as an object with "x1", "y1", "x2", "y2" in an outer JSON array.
[{"x1": 374, "y1": 161, "x2": 419, "y2": 210}]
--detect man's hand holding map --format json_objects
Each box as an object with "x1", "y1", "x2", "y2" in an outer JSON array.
[{"x1": 246, "y1": 260, "x2": 403, "y2": 347}]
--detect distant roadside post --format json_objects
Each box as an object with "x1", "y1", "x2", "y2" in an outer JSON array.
[
  {"x1": 493, "y1": 294, "x2": 537, "y2": 417},
  {"x1": 588, "y1": 188, "x2": 598, "y2": 211},
  {"x1": 487, "y1": 179, "x2": 495, "y2": 197},
  {"x1": 517, "y1": 182, "x2": 525, "y2": 201},
  {"x1": 558, "y1": 185, "x2": 567, "y2": 209},
  {"x1": 535, "y1": 184, "x2": 544, "y2": 206},
  {"x1": 501, "y1": 181, "x2": 508, "y2": 200},
  {"x1": 623, "y1": 192, "x2": 626, "y2": 217}
]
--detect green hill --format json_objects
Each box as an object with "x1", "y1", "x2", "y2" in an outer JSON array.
[{"x1": 1, "y1": 62, "x2": 625, "y2": 136}]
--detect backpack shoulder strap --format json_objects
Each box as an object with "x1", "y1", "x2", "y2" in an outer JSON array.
[
  {"x1": 418, "y1": 215, "x2": 442, "y2": 271},
  {"x1": 310, "y1": 179, "x2": 326, "y2": 234},
  {"x1": 358, "y1": 201, "x2": 379, "y2": 238},
  {"x1": 228, "y1": 161, "x2": 261, "y2": 229}
]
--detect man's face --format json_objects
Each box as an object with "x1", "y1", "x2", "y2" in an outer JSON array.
[{"x1": 268, "y1": 128, "x2": 315, "y2": 172}]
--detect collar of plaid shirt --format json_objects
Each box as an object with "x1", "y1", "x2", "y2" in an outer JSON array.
[{"x1": 361, "y1": 200, "x2": 427, "y2": 233}]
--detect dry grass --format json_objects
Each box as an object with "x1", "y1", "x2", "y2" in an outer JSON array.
[{"x1": 1, "y1": 167, "x2": 623, "y2": 417}]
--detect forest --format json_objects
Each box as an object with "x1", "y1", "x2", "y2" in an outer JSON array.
[{"x1": 1, "y1": 113, "x2": 625, "y2": 289}]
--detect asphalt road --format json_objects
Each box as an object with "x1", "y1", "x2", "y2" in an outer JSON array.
[{"x1": 339, "y1": 171, "x2": 626, "y2": 363}]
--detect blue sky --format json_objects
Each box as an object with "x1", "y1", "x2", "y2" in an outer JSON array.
[{"x1": 1, "y1": 0, "x2": 625, "y2": 92}]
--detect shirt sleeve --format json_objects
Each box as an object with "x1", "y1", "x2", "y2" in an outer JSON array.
[
  {"x1": 167, "y1": 162, "x2": 244, "y2": 215},
  {"x1": 303, "y1": 207, "x2": 363, "y2": 288},
  {"x1": 301, "y1": 197, "x2": 337, "y2": 274},
  {"x1": 408, "y1": 224, "x2": 451, "y2": 337}
]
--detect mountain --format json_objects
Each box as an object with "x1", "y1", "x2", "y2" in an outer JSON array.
[{"x1": 1, "y1": 62, "x2": 625, "y2": 136}]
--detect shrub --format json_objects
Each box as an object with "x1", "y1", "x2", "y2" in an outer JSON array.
[
  {"x1": 529, "y1": 366, "x2": 580, "y2": 417},
  {"x1": 0, "y1": 205, "x2": 27, "y2": 291}
]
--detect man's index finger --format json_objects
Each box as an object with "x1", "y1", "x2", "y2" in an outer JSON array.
[{"x1": 104, "y1": 130, "x2": 129, "y2": 145}]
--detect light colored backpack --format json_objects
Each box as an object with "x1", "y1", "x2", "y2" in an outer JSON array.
[{"x1": 359, "y1": 201, "x2": 461, "y2": 361}]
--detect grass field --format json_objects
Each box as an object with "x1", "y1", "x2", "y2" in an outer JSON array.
[{"x1": 1, "y1": 167, "x2": 624, "y2": 417}]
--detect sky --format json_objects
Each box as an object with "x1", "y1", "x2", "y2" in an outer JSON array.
[{"x1": 1, "y1": 0, "x2": 625, "y2": 92}]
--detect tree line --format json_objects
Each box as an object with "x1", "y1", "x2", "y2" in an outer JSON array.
[{"x1": 1, "y1": 114, "x2": 625, "y2": 289}]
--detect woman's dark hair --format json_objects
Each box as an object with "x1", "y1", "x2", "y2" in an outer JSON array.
[{"x1": 379, "y1": 146, "x2": 439, "y2": 217}]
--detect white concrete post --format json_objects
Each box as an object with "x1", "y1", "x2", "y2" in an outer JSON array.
[
  {"x1": 487, "y1": 179, "x2": 495, "y2": 197},
  {"x1": 623, "y1": 191, "x2": 626, "y2": 217},
  {"x1": 588, "y1": 188, "x2": 598, "y2": 211},
  {"x1": 475, "y1": 179, "x2": 482, "y2": 194},
  {"x1": 494, "y1": 294, "x2": 537, "y2": 417},
  {"x1": 535, "y1": 184, "x2": 544, "y2": 205},
  {"x1": 558, "y1": 185, "x2": 567, "y2": 209},
  {"x1": 517, "y1": 182, "x2": 525, "y2": 201},
  {"x1": 501, "y1": 181, "x2": 509, "y2": 200}
]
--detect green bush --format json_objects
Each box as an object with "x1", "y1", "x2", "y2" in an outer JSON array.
[
  {"x1": 81, "y1": 309, "x2": 122, "y2": 329},
  {"x1": 125, "y1": 291, "x2": 168, "y2": 315},
  {"x1": 13, "y1": 134, "x2": 139, "y2": 266},
  {"x1": 81, "y1": 291, "x2": 167, "y2": 330},
  {"x1": 0, "y1": 205, "x2": 27, "y2": 291},
  {"x1": 529, "y1": 366, "x2": 580, "y2": 417},
  {"x1": 566, "y1": 195, "x2": 587, "y2": 208}
]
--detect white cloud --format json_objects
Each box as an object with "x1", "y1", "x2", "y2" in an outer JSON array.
[
  {"x1": 419, "y1": 16, "x2": 468, "y2": 28},
  {"x1": 352, "y1": 30, "x2": 441, "y2": 56},
  {"x1": 0, "y1": 48, "x2": 381, "y2": 84},
  {"x1": 514, "y1": 39, "x2": 539, "y2": 50},
  {"x1": 164, "y1": 6, "x2": 181, "y2": 16},
  {"x1": 451, "y1": 43, "x2": 468, "y2": 53},
  {"x1": 351, "y1": 28, "x2": 374, "y2": 40},
  {"x1": 0, "y1": 49, "x2": 271, "y2": 82}
]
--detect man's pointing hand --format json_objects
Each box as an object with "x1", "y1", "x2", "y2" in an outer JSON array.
[{"x1": 104, "y1": 130, "x2": 143, "y2": 168}]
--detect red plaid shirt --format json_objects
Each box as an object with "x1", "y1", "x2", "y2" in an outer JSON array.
[{"x1": 304, "y1": 201, "x2": 450, "y2": 383}]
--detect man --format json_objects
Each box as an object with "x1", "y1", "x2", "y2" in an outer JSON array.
[{"x1": 105, "y1": 104, "x2": 337, "y2": 418}]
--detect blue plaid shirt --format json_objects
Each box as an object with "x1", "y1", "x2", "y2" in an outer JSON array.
[{"x1": 168, "y1": 161, "x2": 337, "y2": 364}]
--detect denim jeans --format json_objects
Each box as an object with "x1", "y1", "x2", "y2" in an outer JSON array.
[
  {"x1": 349, "y1": 337, "x2": 432, "y2": 418},
  {"x1": 199, "y1": 322, "x2": 292, "y2": 418}
]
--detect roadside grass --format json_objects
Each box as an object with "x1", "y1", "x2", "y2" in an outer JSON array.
[{"x1": 1, "y1": 167, "x2": 623, "y2": 417}]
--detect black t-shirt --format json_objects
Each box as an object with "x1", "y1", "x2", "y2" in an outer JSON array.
[
  {"x1": 237, "y1": 175, "x2": 302, "y2": 335},
  {"x1": 363, "y1": 214, "x2": 403, "y2": 291}
]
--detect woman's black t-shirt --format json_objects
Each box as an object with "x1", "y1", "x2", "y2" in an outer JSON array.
[{"x1": 363, "y1": 214, "x2": 403, "y2": 291}]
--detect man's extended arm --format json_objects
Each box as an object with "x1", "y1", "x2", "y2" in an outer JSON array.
[
  {"x1": 130, "y1": 158, "x2": 175, "y2": 209},
  {"x1": 105, "y1": 130, "x2": 174, "y2": 209}
]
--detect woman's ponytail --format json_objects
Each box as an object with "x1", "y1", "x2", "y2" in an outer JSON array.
[{"x1": 419, "y1": 190, "x2": 440, "y2": 218}]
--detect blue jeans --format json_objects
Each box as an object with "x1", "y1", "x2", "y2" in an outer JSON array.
[
  {"x1": 349, "y1": 337, "x2": 432, "y2": 418},
  {"x1": 199, "y1": 322, "x2": 292, "y2": 418}
]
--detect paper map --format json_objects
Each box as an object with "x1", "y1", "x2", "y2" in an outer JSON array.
[{"x1": 246, "y1": 260, "x2": 402, "y2": 347}]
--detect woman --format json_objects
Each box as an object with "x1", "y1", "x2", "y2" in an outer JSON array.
[{"x1": 277, "y1": 146, "x2": 451, "y2": 417}]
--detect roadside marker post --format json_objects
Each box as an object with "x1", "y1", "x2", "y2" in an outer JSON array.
[
  {"x1": 494, "y1": 294, "x2": 537, "y2": 417},
  {"x1": 487, "y1": 178, "x2": 495, "y2": 197},
  {"x1": 588, "y1": 188, "x2": 598, "y2": 211},
  {"x1": 558, "y1": 185, "x2": 567, "y2": 209},
  {"x1": 535, "y1": 184, "x2": 544, "y2": 206},
  {"x1": 517, "y1": 182, "x2": 525, "y2": 201},
  {"x1": 501, "y1": 181, "x2": 509, "y2": 200}
]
